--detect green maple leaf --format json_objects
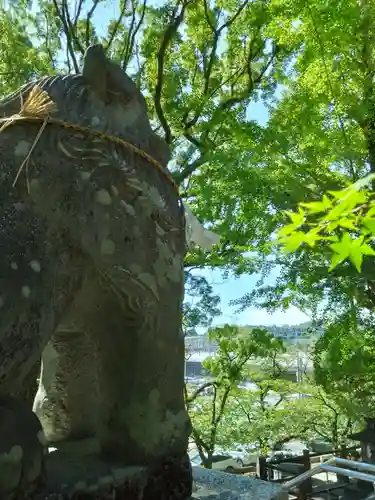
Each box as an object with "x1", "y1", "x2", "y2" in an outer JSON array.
[
  {"x1": 360, "y1": 243, "x2": 375, "y2": 256},
  {"x1": 326, "y1": 220, "x2": 340, "y2": 232},
  {"x1": 329, "y1": 234, "x2": 375, "y2": 272},
  {"x1": 278, "y1": 223, "x2": 298, "y2": 237},
  {"x1": 304, "y1": 229, "x2": 323, "y2": 247},
  {"x1": 280, "y1": 231, "x2": 307, "y2": 252},
  {"x1": 349, "y1": 248, "x2": 363, "y2": 273},
  {"x1": 300, "y1": 195, "x2": 332, "y2": 214},
  {"x1": 329, "y1": 234, "x2": 351, "y2": 271},
  {"x1": 284, "y1": 207, "x2": 305, "y2": 227},
  {"x1": 338, "y1": 218, "x2": 356, "y2": 229},
  {"x1": 363, "y1": 218, "x2": 375, "y2": 235},
  {"x1": 366, "y1": 205, "x2": 375, "y2": 218}
]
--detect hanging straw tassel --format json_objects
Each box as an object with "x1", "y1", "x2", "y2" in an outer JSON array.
[
  {"x1": 19, "y1": 85, "x2": 57, "y2": 118},
  {"x1": 0, "y1": 86, "x2": 57, "y2": 133},
  {"x1": 0, "y1": 86, "x2": 57, "y2": 189}
]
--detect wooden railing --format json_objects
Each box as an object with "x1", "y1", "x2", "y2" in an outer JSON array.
[
  {"x1": 226, "y1": 446, "x2": 362, "y2": 500},
  {"x1": 258, "y1": 446, "x2": 362, "y2": 500},
  {"x1": 283, "y1": 457, "x2": 375, "y2": 499}
]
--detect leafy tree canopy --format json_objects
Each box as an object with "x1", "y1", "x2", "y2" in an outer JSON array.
[
  {"x1": 277, "y1": 175, "x2": 375, "y2": 417},
  {"x1": 231, "y1": 0, "x2": 375, "y2": 319},
  {"x1": 186, "y1": 325, "x2": 357, "y2": 466}
]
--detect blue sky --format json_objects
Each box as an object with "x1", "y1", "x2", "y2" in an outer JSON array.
[{"x1": 29, "y1": 0, "x2": 309, "y2": 327}]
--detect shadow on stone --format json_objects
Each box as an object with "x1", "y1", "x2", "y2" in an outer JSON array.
[{"x1": 32, "y1": 445, "x2": 191, "y2": 499}]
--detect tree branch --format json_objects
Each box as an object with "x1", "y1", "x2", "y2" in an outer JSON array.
[
  {"x1": 124, "y1": 0, "x2": 147, "y2": 69},
  {"x1": 209, "y1": 385, "x2": 231, "y2": 451},
  {"x1": 274, "y1": 396, "x2": 284, "y2": 408},
  {"x1": 217, "y1": 43, "x2": 277, "y2": 113},
  {"x1": 106, "y1": 0, "x2": 129, "y2": 52},
  {"x1": 191, "y1": 427, "x2": 211, "y2": 460},
  {"x1": 62, "y1": 0, "x2": 85, "y2": 54},
  {"x1": 52, "y1": 0, "x2": 80, "y2": 72},
  {"x1": 154, "y1": 0, "x2": 190, "y2": 144},
  {"x1": 43, "y1": 11, "x2": 56, "y2": 70},
  {"x1": 209, "y1": 384, "x2": 218, "y2": 449},
  {"x1": 185, "y1": 381, "x2": 215, "y2": 403},
  {"x1": 85, "y1": 0, "x2": 101, "y2": 47},
  {"x1": 233, "y1": 395, "x2": 253, "y2": 424},
  {"x1": 73, "y1": 0, "x2": 85, "y2": 24},
  {"x1": 184, "y1": 0, "x2": 249, "y2": 130},
  {"x1": 178, "y1": 29, "x2": 276, "y2": 185}
]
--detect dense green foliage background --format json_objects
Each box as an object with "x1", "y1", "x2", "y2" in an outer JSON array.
[{"x1": 2, "y1": 0, "x2": 375, "y2": 463}]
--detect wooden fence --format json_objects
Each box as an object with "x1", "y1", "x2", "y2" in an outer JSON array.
[
  {"x1": 258, "y1": 446, "x2": 360, "y2": 500},
  {"x1": 228, "y1": 445, "x2": 361, "y2": 500}
]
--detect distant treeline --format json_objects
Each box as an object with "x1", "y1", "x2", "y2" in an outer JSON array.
[
  {"x1": 242, "y1": 322, "x2": 322, "y2": 338},
  {"x1": 187, "y1": 322, "x2": 322, "y2": 339}
]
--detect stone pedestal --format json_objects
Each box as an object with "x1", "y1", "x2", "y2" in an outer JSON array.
[
  {"x1": 31, "y1": 440, "x2": 192, "y2": 499},
  {"x1": 192, "y1": 467, "x2": 288, "y2": 500},
  {"x1": 31, "y1": 454, "x2": 287, "y2": 500}
]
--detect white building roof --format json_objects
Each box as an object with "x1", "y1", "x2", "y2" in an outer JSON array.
[
  {"x1": 186, "y1": 351, "x2": 313, "y2": 370},
  {"x1": 187, "y1": 352, "x2": 212, "y2": 362}
]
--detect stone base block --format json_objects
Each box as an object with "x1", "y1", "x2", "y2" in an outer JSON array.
[
  {"x1": 25, "y1": 439, "x2": 192, "y2": 500},
  {"x1": 192, "y1": 467, "x2": 288, "y2": 500}
]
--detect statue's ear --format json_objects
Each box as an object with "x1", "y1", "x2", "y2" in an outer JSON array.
[{"x1": 82, "y1": 44, "x2": 108, "y2": 101}]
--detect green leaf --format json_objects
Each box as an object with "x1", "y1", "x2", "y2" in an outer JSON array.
[
  {"x1": 326, "y1": 220, "x2": 340, "y2": 232},
  {"x1": 328, "y1": 232, "x2": 375, "y2": 272},
  {"x1": 280, "y1": 232, "x2": 307, "y2": 252},
  {"x1": 285, "y1": 207, "x2": 305, "y2": 227},
  {"x1": 304, "y1": 229, "x2": 323, "y2": 247},
  {"x1": 328, "y1": 252, "x2": 347, "y2": 272},
  {"x1": 350, "y1": 174, "x2": 375, "y2": 192},
  {"x1": 360, "y1": 243, "x2": 375, "y2": 256},
  {"x1": 277, "y1": 223, "x2": 299, "y2": 237},
  {"x1": 325, "y1": 192, "x2": 367, "y2": 221},
  {"x1": 349, "y1": 247, "x2": 363, "y2": 272},
  {"x1": 337, "y1": 218, "x2": 356, "y2": 229},
  {"x1": 363, "y1": 219, "x2": 375, "y2": 235},
  {"x1": 365, "y1": 205, "x2": 375, "y2": 218},
  {"x1": 330, "y1": 233, "x2": 352, "y2": 260},
  {"x1": 300, "y1": 195, "x2": 332, "y2": 214}
]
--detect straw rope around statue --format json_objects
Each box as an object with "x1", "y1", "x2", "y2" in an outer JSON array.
[{"x1": 0, "y1": 85, "x2": 179, "y2": 192}]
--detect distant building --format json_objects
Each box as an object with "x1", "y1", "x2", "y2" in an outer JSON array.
[
  {"x1": 185, "y1": 337, "x2": 215, "y2": 378},
  {"x1": 185, "y1": 352, "x2": 210, "y2": 378},
  {"x1": 185, "y1": 335, "x2": 218, "y2": 354}
]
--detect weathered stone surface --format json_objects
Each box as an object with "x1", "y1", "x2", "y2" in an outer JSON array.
[
  {"x1": 0, "y1": 44, "x2": 191, "y2": 498},
  {"x1": 192, "y1": 467, "x2": 288, "y2": 500},
  {"x1": 32, "y1": 445, "x2": 191, "y2": 499},
  {"x1": 0, "y1": 396, "x2": 47, "y2": 498}
]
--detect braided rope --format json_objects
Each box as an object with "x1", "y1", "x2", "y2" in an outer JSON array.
[{"x1": 0, "y1": 86, "x2": 179, "y2": 192}]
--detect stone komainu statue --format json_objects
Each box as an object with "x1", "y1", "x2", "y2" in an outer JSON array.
[{"x1": 0, "y1": 45, "x2": 192, "y2": 498}]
